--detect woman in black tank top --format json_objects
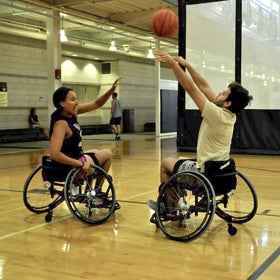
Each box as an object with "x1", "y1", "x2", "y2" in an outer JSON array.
[{"x1": 49, "y1": 77, "x2": 121, "y2": 175}]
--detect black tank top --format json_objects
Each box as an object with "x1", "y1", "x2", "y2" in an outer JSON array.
[
  {"x1": 50, "y1": 110, "x2": 83, "y2": 159},
  {"x1": 29, "y1": 114, "x2": 38, "y2": 125}
]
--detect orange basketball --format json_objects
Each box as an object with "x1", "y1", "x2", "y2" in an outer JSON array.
[{"x1": 151, "y1": 8, "x2": 178, "y2": 38}]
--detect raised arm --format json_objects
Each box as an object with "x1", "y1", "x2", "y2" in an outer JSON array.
[
  {"x1": 77, "y1": 77, "x2": 122, "y2": 114},
  {"x1": 174, "y1": 56, "x2": 217, "y2": 102},
  {"x1": 154, "y1": 50, "x2": 206, "y2": 112}
]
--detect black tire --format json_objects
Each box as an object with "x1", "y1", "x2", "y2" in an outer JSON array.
[
  {"x1": 228, "y1": 224, "x2": 237, "y2": 236},
  {"x1": 156, "y1": 171, "x2": 216, "y2": 242},
  {"x1": 64, "y1": 164, "x2": 116, "y2": 225},
  {"x1": 23, "y1": 164, "x2": 63, "y2": 214},
  {"x1": 45, "y1": 212, "x2": 53, "y2": 223},
  {"x1": 215, "y1": 171, "x2": 258, "y2": 224}
]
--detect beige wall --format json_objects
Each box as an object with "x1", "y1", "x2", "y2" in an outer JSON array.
[
  {"x1": 0, "y1": 35, "x2": 176, "y2": 132},
  {"x1": 0, "y1": 40, "x2": 48, "y2": 129}
]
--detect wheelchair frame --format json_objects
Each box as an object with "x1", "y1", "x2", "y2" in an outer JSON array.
[
  {"x1": 23, "y1": 159, "x2": 118, "y2": 225},
  {"x1": 150, "y1": 167, "x2": 258, "y2": 242}
]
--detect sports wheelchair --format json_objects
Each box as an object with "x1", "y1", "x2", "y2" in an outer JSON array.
[
  {"x1": 150, "y1": 159, "x2": 258, "y2": 242},
  {"x1": 23, "y1": 156, "x2": 119, "y2": 225}
]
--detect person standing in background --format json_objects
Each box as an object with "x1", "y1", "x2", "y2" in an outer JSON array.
[{"x1": 110, "y1": 92, "x2": 122, "y2": 140}]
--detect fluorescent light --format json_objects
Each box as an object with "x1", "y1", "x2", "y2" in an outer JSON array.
[
  {"x1": 123, "y1": 44, "x2": 130, "y2": 53},
  {"x1": 147, "y1": 48, "x2": 154, "y2": 59},
  {"x1": 60, "y1": 29, "x2": 68, "y2": 42},
  {"x1": 109, "y1": 40, "x2": 117, "y2": 51}
]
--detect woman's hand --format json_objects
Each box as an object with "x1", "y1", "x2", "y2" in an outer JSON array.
[
  {"x1": 111, "y1": 77, "x2": 122, "y2": 90},
  {"x1": 81, "y1": 160, "x2": 92, "y2": 172},
  {"x1": 78, "y1": 77, "x2": 122, "y2": 113}
]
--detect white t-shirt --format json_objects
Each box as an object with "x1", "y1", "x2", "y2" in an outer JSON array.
[
  {"x1": 112, "y1": 98, "x2": 122, "y2": 118},
  {"x1": 196, "y1": 100, "x2": 236, "y2": 170}
]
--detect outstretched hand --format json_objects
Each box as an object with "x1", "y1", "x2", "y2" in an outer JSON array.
[
  {"x1": 173, "y1": 56, "x2": 187, "y2": 67},
  {"x1": 112, "y1": 77, "x2": 122, "y2": 90},
  {"x1": 154, "y1": 50, "x2": 177, "y2": 66}
]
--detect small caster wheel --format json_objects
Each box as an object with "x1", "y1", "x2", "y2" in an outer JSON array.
[
  {"x1": 45, "y1": 212, "x2": 53, "y2": 223},
  {"x1": 228, "y1": 224, "x2": 237, "y2": 235},
  {"x1": 114, "y1": 201, "x2": 121, "y2": 210},
  {"x1": 111, "y1": 201, "x2": 120, "y2": 213}
]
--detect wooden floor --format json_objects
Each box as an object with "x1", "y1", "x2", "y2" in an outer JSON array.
[{"x1": 0, "y1": 134, "x2": 279, "y2": 280}]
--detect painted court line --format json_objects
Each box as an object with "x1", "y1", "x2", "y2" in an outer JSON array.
[
  {"x1": 247, "y1": 247, "x2": 280, "y2": 280},
  {"x1": 123, "y1": 190, "x2": 155, "y2": 200},
  {"x1": 1, "y1": 206, "x2": 26, "y2": 214},
  {"x1": 0, "y1": 215, "x2": 70, "y2": 241},
  {"x1": 0, "y1": 197, "x2": 22, "y2": 204}
]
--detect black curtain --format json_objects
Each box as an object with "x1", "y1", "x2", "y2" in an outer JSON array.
[
  {"x1": 177, "y1": 0, "x2": 280, "y2": 155},
  {"x1": 177, "y1": 109, "x2": 280, "y2": 155}
]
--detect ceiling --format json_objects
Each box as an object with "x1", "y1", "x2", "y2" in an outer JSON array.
[
  {"x1": 0, "y1": 0, "x2": 182, "y2": 61},
  {"x1": 0, "y1": 0, "x2": 279, "y2": 72}
]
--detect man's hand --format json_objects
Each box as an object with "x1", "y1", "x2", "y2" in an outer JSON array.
[
  {"x1": 174, "y1": 56, "x2": 187, "y2": 67},
  {"x1": 154, "y1": 50, "x2": 177, "y2": 67},
  {"x1": 154, "y1": 50, "x2": 206, "y2": 112}
]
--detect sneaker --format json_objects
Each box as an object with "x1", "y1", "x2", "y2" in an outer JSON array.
[
  {"x1": 147, "y1": 199, "x2": 157, "y2": 210},
  {"x1": 95, "y1": 189, "x2": 107, "y2": 198},
  {"x1": 103, "y1": 196, "x2": 121, "y2": 210},
  {"x1": 147, "y1": 200, "x2": 166, "y2": 214},
  {"x1": 90, "y1": 197, "x2": 103, "y2": 206},
  {"x1": 71, "y1": 185, "x2": 80, "y2": 196}
]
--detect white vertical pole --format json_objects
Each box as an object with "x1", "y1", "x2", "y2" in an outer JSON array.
[
  {"x1": 46, "y1": 10, "x2": 62, "y2": 121},
  {"x1": 155, "y1": 39, "x2": 161, "y2": 137}
]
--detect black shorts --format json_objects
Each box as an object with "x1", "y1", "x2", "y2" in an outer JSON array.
[
  {"x1": 84, "y1": 152, "x2": 99, "y2": 166},
  {"x1": 110, "y1": 117, "x2": 121, "y2": 125}
]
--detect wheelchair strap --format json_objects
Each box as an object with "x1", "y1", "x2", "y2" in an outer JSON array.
[{"x1": 84, "y1": 152, "x2": 100, "y2": 166}]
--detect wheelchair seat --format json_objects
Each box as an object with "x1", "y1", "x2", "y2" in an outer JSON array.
[
  {"x1": 204, "y1": 158, "x2": 237, "y2": 195},
  {"x1": 42, "y1": 156, "x2": 72, "y2": 182}
]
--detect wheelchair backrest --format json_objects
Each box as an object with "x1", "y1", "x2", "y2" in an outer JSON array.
[
  {"x1": 204, "y1": 158, "x2": 237, "y2": 195},
  {"x1": 42, "y1": 156, "x2": 72, "y2": 182}
]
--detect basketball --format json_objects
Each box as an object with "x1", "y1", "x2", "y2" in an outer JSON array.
[{"x1": 151, "y1": 8, "x2": 178, "y2": 38}]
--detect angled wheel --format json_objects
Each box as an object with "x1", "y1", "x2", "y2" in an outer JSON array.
[
  {"x1": 64, "y1": 164, "x2": 116, "y2": 225},
  {"x1": 155, "y1": 171, "x2": 216, "y2": 242},
  {"x1": 215, "y1": 171, "x2": 258, "y2": 224},
  {"x1": 23, "y1": 164, "x2": 64, "y2": 214}
]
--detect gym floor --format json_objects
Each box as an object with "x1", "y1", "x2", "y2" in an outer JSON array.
[{"x1": 0, "y1": 133, "x2": 279, "y2": 280}]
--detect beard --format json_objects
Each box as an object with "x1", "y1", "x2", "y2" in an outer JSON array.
[{"x1": 215, "y1": 100, "x2": 224, "y2": 107}]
